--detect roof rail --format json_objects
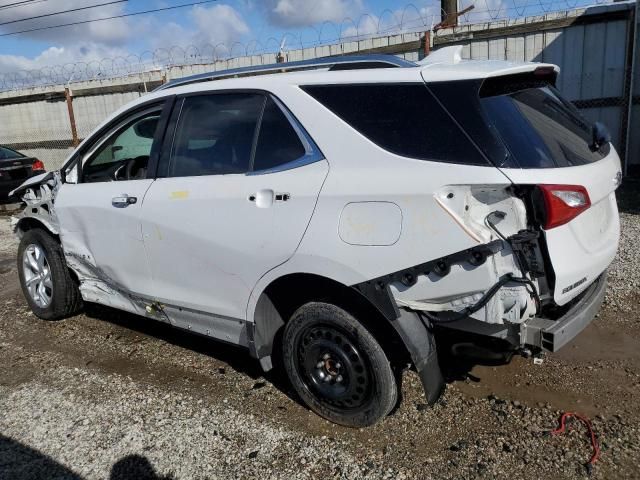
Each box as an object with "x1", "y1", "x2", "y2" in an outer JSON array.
[{"x1": 154, "y1": 54, "x2": 416, "y2": 91}]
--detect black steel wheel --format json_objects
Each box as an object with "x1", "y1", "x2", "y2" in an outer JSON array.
[{"x1": 282, "y1": 302, "x2": 397, "y2": 427}]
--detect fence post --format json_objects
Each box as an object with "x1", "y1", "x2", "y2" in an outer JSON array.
[
  {"x1": 64, "y1": 87, "x2": 80, "y2": 147},
  {"x1": 423, "y1": 31, "x2": 431, "y2": 58}
]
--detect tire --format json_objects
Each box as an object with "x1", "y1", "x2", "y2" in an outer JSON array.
[
  {"x1": 282, "y1": 302, "x2": 398, "y2": 427},
  {"x1": 17, "y1": 228, "x2": 83, "y2": 320}
]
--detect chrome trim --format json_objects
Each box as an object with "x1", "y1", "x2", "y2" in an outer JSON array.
[{"x1": 247, "y1": 151, "x2": 325, "y2": 176}]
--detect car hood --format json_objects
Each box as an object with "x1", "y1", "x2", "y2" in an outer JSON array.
[{"x1": 9, "y1": 171, "x2": 54, "y2": 198}]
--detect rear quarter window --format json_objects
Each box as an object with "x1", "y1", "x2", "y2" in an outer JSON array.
[{"x1": 301, "y1": 84, "x2": 489, "y2": 166}]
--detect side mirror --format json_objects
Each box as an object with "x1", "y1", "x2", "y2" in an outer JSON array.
[{"x1": 591, "y1": 121, "x2": 611, "y2": 151}]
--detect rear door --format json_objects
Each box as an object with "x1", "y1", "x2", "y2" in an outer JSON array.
[
  {"x1": 140, "y1": 92, "x2": 328, "y2": 333},
  {"x1": 430, "y1": 74, "x2": 621, "y2": 305}
]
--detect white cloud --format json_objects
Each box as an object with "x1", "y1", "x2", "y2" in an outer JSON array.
[
  {"x1": 264, "y1": 0, "x2": 364, "y2": 27},
  {"x1": 190, "y1": 4, "x2": 250, "y2": 46},
  {"x1": 0, "y1": 43, "x2": 129, "y2": 75},
  {"x1": 340, "y1": 14, "x2": 377, "y2": 39},
  {"x1": 460, "y1": 0, "x2": 510, "y2": 22},
  {"x1": 0, "y1": 3, "x2": 252, "y2": 76}
]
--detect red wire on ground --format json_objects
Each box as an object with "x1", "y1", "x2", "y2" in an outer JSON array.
[{"x1": 548, "y1": 412, "x2": 601, "y2": 475}]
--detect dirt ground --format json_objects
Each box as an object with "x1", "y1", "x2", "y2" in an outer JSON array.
[{"x1": 0, "y1": 183, "x2": 638, "y2": 480}]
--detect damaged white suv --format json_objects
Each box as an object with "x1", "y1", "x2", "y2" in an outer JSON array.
[{"x1": 12, "y1": 49, "x2": 621, "y2": 427}]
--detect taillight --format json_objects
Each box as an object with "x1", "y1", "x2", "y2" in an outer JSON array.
[
  {"x1": 538, "y1": 184, "x2": 591, "y2": 229},
  {"x1": 32, "y1": 159, "x2": 45, "y2": 171}
]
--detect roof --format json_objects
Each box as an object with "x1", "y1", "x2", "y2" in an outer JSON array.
[
  {"x1": 154, "y1": 48, "x2": 558, "y2": 95},
  {"x1": 78, "y1": 49, "x2": 557, "y2": 157}
]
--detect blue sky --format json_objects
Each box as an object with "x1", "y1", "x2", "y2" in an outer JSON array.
[{"x1": 0, "y1": 0, "x2": 595, "y2": 73}]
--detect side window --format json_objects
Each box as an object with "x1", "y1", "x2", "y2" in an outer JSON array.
[
  {"x1": 301, "y1": 84, "x2": 488, "y2": 166},
  {"x1": 169, "y1": 94, "x2": 264, "y2": 177},
  {"x1": 252, "y1": 97, "x2": 306, "y2": 172},
  {"x1": 83, "y1": 109, "x2": 161, "y2": 183}
]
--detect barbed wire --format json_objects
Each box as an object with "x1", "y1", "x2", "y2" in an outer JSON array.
[{"x1": 0, "y1": 0, "x2": 616, "y2": 92}]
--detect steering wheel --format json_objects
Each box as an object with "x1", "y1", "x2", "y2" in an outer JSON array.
[
  {"x1": 113, "y1": 156, "x2": 148, "y2": 181},
  {"x1": 125, "y1": 156, "x2": 148, "y2": 180}
]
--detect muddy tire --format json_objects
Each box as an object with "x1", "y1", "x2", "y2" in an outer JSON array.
[
  {"x1": 17, "y1": 228, "x2": 83, "y2": 320},
  {"x1": 282, "y1": 302, "x2": 398, "y2": 427}
]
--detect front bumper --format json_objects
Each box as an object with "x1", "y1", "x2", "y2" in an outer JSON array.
[{"x1": 521, "y1": 274, "x2": 606, "y2": 352}]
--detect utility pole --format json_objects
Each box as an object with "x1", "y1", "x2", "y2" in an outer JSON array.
[{"x1": 441, "y1": 0, "x2": 459, "y2": 27}]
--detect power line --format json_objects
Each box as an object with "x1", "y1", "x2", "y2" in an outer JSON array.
[
  {"x1": 0, "y1": 0, "x2": 217, "y2": 37},
  {"x1": 0, "y1": 0, "x2": 50, "y2": 11},
  {"x1": 0, "y1": 0, "x2": 128, "y2": 27}
]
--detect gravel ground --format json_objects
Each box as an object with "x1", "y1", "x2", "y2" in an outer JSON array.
[
  {"x1": 0, "y1": 184, "x2": 639, "y2": 480},
  {"x1": 605, "y1": 181, "x2": 640, "y2": 313}
]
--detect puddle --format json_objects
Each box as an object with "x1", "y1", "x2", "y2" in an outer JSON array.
[{"x1": 454, "y1": 312, "x2": 640, "y2": 417}]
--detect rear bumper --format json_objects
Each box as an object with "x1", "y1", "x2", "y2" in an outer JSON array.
[
  {"x1": 0, "y1": 177, "x2": 32, "y2": 202},
  {"x1": 521, "y1": 273, "x2": 606, "y2": 352}
]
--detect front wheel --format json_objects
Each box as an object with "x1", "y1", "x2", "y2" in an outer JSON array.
[
  {"x1": 17, "y1": 229, "x2": 83, "y2": 320},
  {"x1": 281, "y1": 302, "x2": 398, "y2": 427}
]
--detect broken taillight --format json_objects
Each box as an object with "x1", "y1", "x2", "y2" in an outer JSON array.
[
  {"x1": 538, "y1": 184, "x2": 591, "y2": 229},
  {"x1": 32, "y1": 159, "x2": 45, "y2": 171}
]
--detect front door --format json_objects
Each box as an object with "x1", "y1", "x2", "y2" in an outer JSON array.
[
  {"x1": 140, "y1": 92, "x2": 328, "y2": 337},
  {"x1": 55, "y1": 104, "x2": 167, "y2": 307}
]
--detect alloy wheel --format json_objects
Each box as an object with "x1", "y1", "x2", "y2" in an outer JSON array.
[{"x1": 22, "y1": 244, "x2": 53, "y2": 308}]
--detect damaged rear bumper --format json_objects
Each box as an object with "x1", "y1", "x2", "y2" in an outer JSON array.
[{"x1": 521, "y1": 273, "x2": 606, "y2": 352}]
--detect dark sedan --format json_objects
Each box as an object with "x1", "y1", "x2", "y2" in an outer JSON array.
[{"x1": 0, "y1": 146, "x2": 46, "y2": 203}]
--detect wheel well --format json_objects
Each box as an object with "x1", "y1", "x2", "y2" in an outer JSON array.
[
  {"x1": 16, "y1": 218, "x2": 80, "y2": 285},
  {"x1": 15, "y1": 217, "x2": 57, "y2": 239},
  {"x1": 254, "y1": 273, "x2": 410, "y2": 369}
]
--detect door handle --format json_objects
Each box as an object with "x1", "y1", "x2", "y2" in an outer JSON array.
[
  {"x1": 248, "y1": 190, "x2": 289, "y2": 208},
  {"x1": 112, "y1": 194, "x2": 137, "y2": 208}
]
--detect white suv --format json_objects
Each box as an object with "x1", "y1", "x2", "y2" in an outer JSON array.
[{"x1": 12, "y1": 50, "x2": 621, "y2": 427}]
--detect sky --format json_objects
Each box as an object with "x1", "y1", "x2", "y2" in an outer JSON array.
[{"x1": 0, "y1": 0, "x2": 595, "y2": 75}]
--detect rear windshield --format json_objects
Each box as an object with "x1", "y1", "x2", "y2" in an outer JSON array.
[
  {"x1": 0, "y1": 146, "x2": 23, "y2": 160},
  {"x1": 479, "y1": 82, "x2": 608, "y2": 168},
  {"x1": 301, "y1": 83, "x2": 489, "y2": 166}
]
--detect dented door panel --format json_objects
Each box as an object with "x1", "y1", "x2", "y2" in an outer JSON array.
[{"x1": 55, "y1": 180, "x2": 156, "y2": 302}]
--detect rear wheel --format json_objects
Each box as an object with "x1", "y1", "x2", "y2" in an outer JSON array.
[
  {"x1": 17, "y1": 229, "x2": 83, "y2": 320},
  {"x1": 282, "y1": 302, "x2": 398, "y2": 427}
]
